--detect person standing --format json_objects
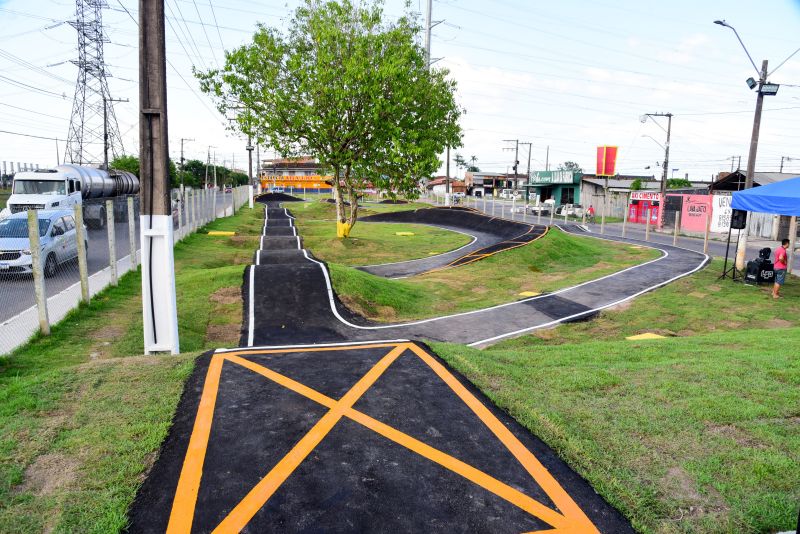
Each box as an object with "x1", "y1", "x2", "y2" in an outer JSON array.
[{"x1": 772, "y1": 238, "x2": 790, "y2": 299}]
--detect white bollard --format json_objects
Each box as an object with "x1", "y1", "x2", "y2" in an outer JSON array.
[{"x1": 673, "y1": 210, "x2": 681, "y2": 246}]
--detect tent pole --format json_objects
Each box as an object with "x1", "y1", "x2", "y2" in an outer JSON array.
[{"x1": 788, "y1": 216, "x2": 797, "y2": 274}]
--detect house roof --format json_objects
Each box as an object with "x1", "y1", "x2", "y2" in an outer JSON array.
[{"x1": 710, "y1": 170, "x2": 800, "y2": 191}]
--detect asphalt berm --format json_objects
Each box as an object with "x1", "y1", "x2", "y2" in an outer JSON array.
[
  {"x1": 256, "y1": 192, "x2": 304, "y2": 203},
  {"x1": 126, "y1": 202, "x2": 711, "y2": 532},
  {"x1": 128, "y1": 341, "x2": 633, "y2": 533}
]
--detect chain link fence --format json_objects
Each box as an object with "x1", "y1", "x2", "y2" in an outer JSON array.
[{"x1": 0, "y1": 185, "x2": 249, "y2": 355}]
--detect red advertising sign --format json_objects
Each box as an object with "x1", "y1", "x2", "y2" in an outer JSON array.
[
  {"x1": 596, "y1": 146, "x2": 618, "y2": 176},
  {"x1": 678, "y1": 194, "x2": 712, "y2": 232}
]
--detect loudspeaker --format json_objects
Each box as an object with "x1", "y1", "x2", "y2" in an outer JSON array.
[{"x1": 731, "y1": 209, "x2": 747, "y2": 229}]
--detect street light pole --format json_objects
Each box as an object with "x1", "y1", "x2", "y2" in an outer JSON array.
[{"x1": 641, "y1": 112, "x2": 672, "y2": 227}]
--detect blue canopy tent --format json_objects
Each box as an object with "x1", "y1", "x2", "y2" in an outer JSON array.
[{"x1": 732, "y1": 176, "x2": 800, "y2": 216}]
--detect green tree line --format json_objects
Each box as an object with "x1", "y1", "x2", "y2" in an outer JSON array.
[{"x1": 110, "y1": 155, "x2": 249, "y2": 188}]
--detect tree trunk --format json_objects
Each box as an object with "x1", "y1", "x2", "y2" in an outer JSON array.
[
  {"x1": 347, "y1": 185, "x2": 359, "y2": 231},
  {"x1": 333, "y1": 166, "x2": 346, "y2": 223},
  {"x1": 334, "y1": 166, "x2": 352, "y2": 238}
]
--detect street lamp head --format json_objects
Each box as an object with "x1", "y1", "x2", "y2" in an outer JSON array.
[{"x1": 713, "y1": 19, "x2": 729, "y2": 27}]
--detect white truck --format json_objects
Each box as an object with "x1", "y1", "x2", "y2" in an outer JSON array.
[{"x1": 2, "y1": 164, "x2": 139, "y2": 228}]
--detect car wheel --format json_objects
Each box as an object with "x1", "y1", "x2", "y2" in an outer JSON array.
[{"x1": 44, "y1": 253, "x2": 58, "y2": 278}]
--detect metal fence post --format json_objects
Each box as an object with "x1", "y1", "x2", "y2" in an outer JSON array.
[
  {"x1": 600, "y1": 199, "x2": 607, "y2": 235},
  {"x1": 74, "y1": 205, "x2": 90, "y2": 303},
  {"x1": 787, "y1": 216, "x2": 797, "y2": 274},
  {"x1": 106, "y1": 199, "x2": 117, "y2": 285},
  {"x1": 127, "y1": 197, "x2": 137, "y2": 268},
  {"x1": 645, "y1": 208, "x2": 652, "y2": 241},
  {"x1": 673, "y1": 210, "x2": 681, "y2": 246},
  {"x1": 548, "y1": 208, "x2": 554, "y2": 226},
  {"x1": 28, "y1": 209, "x2": 50, "y2": 335},
  {"x1": 703, "y1": 207, "x2": 712, "y2": 254},
  {"x1": 212, "y1": 189, "x2": 217, "y2": 220}
]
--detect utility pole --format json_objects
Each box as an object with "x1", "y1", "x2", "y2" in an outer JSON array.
[
  {"x1": 780, "y1": 156, "x2": 793, "y2": 172},
  {"x1": 520, "y1": 142, "x2": 532, "y2": 199},
  {"x1": 503, "y1": 139, "x2": 520, "y2": 189},
  {"x1": 545, "y1": 145, "x2": 549, "y2": 171},
  {"x1": 179, "y1": 137, "x2": 194, "y2": 187},
  {"x1": 103, "y1": 97, "x2": 129, "y2": 169},
  {"x1": 256, "y1": 143, "x2": 260, "y2": 187},
  {"x1": 246, "y1": 135, "x2": 254, "y2": 186},
  {"x1": 732, "y1": 59, "x2": 769, "y2": 270},
  {"x1": 641, "y1": 112, "x2": 672, "y2": 227},
  {"x1": 445, "y1": 145, "x2": 450, "y2": 205},
  {"x1": 139, "y1": 0, "x2": 179, "y2": 354},
  {"x1": 424, "y1": 0, "x2": 432, "y2": 68}
]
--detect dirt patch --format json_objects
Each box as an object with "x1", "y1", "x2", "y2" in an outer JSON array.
[
  {"x1": 765, "y1": 317, "x2": 792, "y2": 328},
  {"x1": 707, "y1": 284, "x2": 722, "y2": 292},
  {"x1": 90, "y1": 324, "x2": 126, "y2": 342},
  {"x1": 15, "y1": 453, "x2": 79, "y2": 497},
  {"x1": 662, "y1": 466, "x2": 729, "y2": 521},
  {"x1": 205, "y1": 324, "x2": 241, "y2": 345},
  {"x1": 607, "y1": 300, "x2": 633, "y2": 312},
  {"x1": 706, "y1": 423, "x2": 764, "y2": 449},
  {"x1": 209, "y1": 286, "x2": 241, "y2": 305},
  {"x1": 687, "y1": 291, "x2": 706, "y2": 299}
]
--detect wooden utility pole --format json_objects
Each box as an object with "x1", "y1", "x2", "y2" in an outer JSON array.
[{"x1": 139, "y1": 0, "x2": 179, "y2": 354}]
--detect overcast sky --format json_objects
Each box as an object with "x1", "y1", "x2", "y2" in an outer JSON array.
[{"x1": 1, "y1": 0, "x2": 799, "y2": 181}]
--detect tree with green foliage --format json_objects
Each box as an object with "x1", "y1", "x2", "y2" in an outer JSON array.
[
  {"x1": 197, "y1": 0, "x2": 462, "y2": 237},
  {"x1": 557, "y1": 161, "x2": 583, "y2": 173},
  {"x1": 667, "y1": 178, "x2": 692, "y2": 189},
  {"x1": 467, "y1": 155, "x2": 480, "y2": 173},
  {"x1": 630, "y1": 178, "x2": 643, "y2": 191},
  {"x1": 110, "y1": 155, "x2": 180, "y2": 187}
]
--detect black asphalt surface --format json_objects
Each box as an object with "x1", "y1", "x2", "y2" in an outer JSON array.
[
  {"x1": 359, "y1": 207, "x2": 547, "y2": 277},
  {"x1": 129, "y1": 342, "x2": 633, "y2": 533},
  {"x1": 128, "y1": 200, "x2": 715, "y2": 533}
]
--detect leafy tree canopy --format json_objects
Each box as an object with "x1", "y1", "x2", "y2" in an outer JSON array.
[
  {"x1": 667, "y1": 178, "x2": 692, "y2": 189},
  {"x1": 557, "y1": 161, "x2": 583, "y2": 173},
  {"x1": 630, "y1": 178, "x2": 643, "y2": 191},
  {"x1": 197, "y1": 0, "x2": 462, "y2": 236}
]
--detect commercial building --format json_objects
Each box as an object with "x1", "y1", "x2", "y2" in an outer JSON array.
[{"x1": 259, "y1": 157, "x2": 332, "y2": 191}]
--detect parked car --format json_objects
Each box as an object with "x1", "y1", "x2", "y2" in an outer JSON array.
[
  {"x1": 0, "y1": 209, "x2": 87, "y2": 277},
  {"x1": 499, "y1": 189, "x2": 522, "y2": 200},
  {"x1": 528, "y1": 198, "x2": 555, "y2": 215},
  {"x1": 452, "y1": 192, "x2": 466, "y2": 199},
  {"x1": 555, "y1": 204, "x2": 584, "y2": 217}
]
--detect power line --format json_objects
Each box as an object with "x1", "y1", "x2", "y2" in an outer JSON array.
[{"x1": 0, "y1": 129, "x2": 64, "y2": 141}]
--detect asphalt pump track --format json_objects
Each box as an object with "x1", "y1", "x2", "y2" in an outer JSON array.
[{"x1": 128, "y1": 200, "x2": 708, "y2": 532}]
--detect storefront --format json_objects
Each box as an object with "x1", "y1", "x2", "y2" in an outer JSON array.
[
  {"x1": 628, "y1": 191, "x2": 662, "y2": 225},
  {"x1": 524, "y1": 171, "x2": 581, "y2": 204}
]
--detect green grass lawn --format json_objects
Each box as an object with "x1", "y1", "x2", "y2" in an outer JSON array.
[
  {"x1": 288, "y1": 199, "x2": 472, "y2": 265},
  {"x1": 493, "y1": 258, "x2": 800, "y2": 348},
  {"x1": 329, "y1": 228, "x2": 660, "y2": 321},
  {"x1": 432, "y1": 328, "x2": 800, "y2": 533},
  {"x1": 0, "y1": 206, "x2": 262, "y2": 532}
]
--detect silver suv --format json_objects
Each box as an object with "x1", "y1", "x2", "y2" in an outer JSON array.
[{"x1": 0, "y1": 210, "x2": 87, "y2": 277}]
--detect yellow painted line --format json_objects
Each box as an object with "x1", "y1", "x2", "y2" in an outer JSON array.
[
  {"x1": 407, "y1": 343, "x2": 599, "y2": 533},
  {"x1": 395, "y1": 231, "x2": 415, "y2": 236},
  {"x1": 518, "y1": 291, "x2": 541, "y2": 297},
  {"x1": 213, "y1": 344, "x2": 409, "y2": 532},
  {"x1": 626, "y1": 333, "x2": 665, "y2": 340},
  {"x1": 345, "y1": 409, "x2": 572, "y2": 529},
  {"x1": 207, "y1": 231, "x2": 236, "y2": 236},
  {"x1": 166, "y1": 354, "x2": 225, "y2": 534},
  {"x1": 228, "y1": 350, "x2": 574, "y2": 530}
]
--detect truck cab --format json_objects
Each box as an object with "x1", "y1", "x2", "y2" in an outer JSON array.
[{"x1": 4, "y1": 170, "x2": 82, "y2": 217}]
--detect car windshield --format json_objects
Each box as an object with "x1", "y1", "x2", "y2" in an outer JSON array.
[
  {"x1": 12, "y1": 180, "x2": 66, "y2": 196},
  {"x1": 0, "y1": 218, "x2": 50, "y2": 238}
]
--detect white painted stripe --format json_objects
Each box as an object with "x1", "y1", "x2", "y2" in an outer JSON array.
[
  {"x1": 247, "y1": 266, "x2": 255, "y2": 347},
  {"x1": 468, "y1": 250, "x2": 710, "y2": 347},
  {"x1": 214, "y1": 338, "x2": 411, "y2": 353},
  {"x1": 295, "y1": 235, "x2": 301, "y2": 249}
]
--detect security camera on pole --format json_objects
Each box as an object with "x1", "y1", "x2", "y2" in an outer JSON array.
[{"x1": 713, "y1": 19, "x2": 795, "y2": 271}]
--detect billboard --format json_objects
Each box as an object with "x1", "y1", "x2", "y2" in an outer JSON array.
[{"x1": 596, "y1": 146, "x2": 618, "y2": 176}]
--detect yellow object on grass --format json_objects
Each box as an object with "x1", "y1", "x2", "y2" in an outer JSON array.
[
  {"x1": 518, "y1": 291, "x2": 541, "y2": 297},
  {"x1": 626, "y1": 333, "x2": 665, "y2": 340},
  {"x1": 208, "y1": 231, "x2": 236, "y2": 236},
  {"x1": 395, "y1": 231, "x2": 415, "y2": 236},
  {"x1": 336, "y1": 221, "x2": 352, "y2": 238}
]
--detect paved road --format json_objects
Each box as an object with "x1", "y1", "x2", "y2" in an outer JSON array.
[{"x1": 0, "y1": 192, "x2": 232, "y2": 324}]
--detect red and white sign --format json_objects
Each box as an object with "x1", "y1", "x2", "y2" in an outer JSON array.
[
  {"x1": 678, "y1": 194, "x2": 712, "y2": 232},
  {"x1": 596, "y1": 146, "x2": 618, "y2": 176},
  {"x1": 630, "y1": 191, "x2": 661, "y2": 201}
]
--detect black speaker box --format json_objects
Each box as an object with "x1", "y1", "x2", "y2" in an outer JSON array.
[{"x1": 731, "y1": 209, "x2": 747, "y2": 229}]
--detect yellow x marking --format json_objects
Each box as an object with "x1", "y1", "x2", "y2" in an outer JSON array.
[{"x1": 166, "y1": 342, "x2": 598, "y2": 534}]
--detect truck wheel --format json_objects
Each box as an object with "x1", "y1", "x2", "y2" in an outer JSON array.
[{"x1": 44, "y1": 253, "x2": 58, "y2": 278}]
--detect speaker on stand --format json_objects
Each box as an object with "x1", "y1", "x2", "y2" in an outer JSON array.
[{"x1": 720, "y1": 208, "x2": 748, "y2": 280}]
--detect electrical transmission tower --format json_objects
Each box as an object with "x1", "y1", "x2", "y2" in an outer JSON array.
[{"x1": 65, "y1": 0, "x2": 124, "y2": 166}]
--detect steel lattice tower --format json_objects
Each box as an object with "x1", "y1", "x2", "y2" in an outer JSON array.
[{"x1": 65, "y1": 0, "x2": 124, "y2": 166}]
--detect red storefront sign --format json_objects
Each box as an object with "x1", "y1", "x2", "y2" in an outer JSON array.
[
  {"x1": 596, "y1": 146, "x2": 618, "y2": 176},
  {"x1": 627, "y1": 191, "x2": 661, "y2": 224}
]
